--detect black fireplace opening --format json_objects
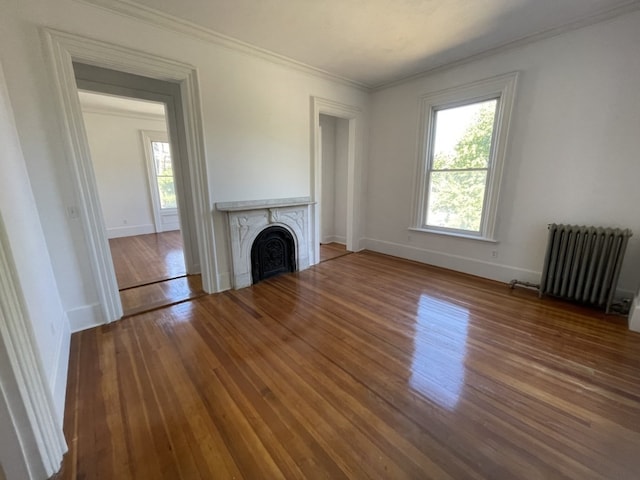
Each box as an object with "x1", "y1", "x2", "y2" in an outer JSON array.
[{"x1": 251, "y1": 226, "x2": 296, "y2": 284}]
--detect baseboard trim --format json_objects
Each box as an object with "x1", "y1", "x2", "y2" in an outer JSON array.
[
  {"x1": 362, "y1": 237, "x2": 541, "y2": 285},
  {"x1": 216, "y1": 272, "x2": 232, "y2": 292},
  {"x1": 106, "y1": 224, "x2": 155, "y2": 239},
  {"x1": 66, "y1": 303, "x2": 106, "y2": 333},
  {"x1": 322, "y1": 235, "x2": 346, "y2": 245},
  {"x1": 627, "y1": 296, "x2": 640, "y2": 331}
]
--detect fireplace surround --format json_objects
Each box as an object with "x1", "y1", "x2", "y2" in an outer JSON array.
[{"x1": 216, "y1": 197, "x2": 314, "y2": 288}]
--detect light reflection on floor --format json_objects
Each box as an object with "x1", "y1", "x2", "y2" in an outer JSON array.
[
  {"x1": 165, "y1": 248, "x2": 187, "y2": 277},
  {"x1": 409, "y1": 294, "x2": 469, "y2": 410}
]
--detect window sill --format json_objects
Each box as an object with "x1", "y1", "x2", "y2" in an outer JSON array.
[{"x1": 408, "y1": 227, "x2": 498, "y2": 243}]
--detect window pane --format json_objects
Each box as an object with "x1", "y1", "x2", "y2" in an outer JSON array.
[
  {"x1": 157, "y1": 176, "x2": 177, "y2": 209},
  {"x1": 432, "y1": 99, "x2": 497, "y2": 170},
  {"x1": 151, "y1": 141, "x2": 176, "y2": 210},
  {"x1": 152, "y1": 141, "x2": 173, "y2": 175},
  {"x1": 426, "y1": 170, "x2": 487, "y2": 232}
]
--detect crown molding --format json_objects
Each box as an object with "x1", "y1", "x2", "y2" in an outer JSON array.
[
  {"x1": 76, "y1": 0, "x2": 370, "y2": 91},
  {"x1": 80, "y1": 104, "x2": 166, "y2": 121},
  {"x1": 372, "y1": 0, "x2": 640, "y2": 91}
]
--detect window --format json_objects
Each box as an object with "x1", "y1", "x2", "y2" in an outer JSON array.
[
  {"x1": 413, "y1": 72, "x2": 518, "y2": 241},
  {"x1": 150, "y1": 140, "x2": 176, "y2": 209}
]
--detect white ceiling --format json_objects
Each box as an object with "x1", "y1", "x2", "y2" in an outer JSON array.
[{"x1": 119, "y1": 0, "x2": 640, "y2": 87}]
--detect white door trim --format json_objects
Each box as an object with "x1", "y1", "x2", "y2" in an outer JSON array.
[
  {"x1": 0, "y1": 214, "x2": 67, "y2": 478},
  {"x1": 310, "y1": 97, "x2": 363, "y2": 264},
  {"x1": 41, "y1": 28, "x2": 218, "y2": 322}
]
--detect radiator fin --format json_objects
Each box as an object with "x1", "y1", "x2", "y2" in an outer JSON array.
[{"x1": 539, "y1": 224, "x2": 632, "y2": 313}]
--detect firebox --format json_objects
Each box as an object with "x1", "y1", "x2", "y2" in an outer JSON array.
[{"x1": 251, "y1": 226, "x2": 296, "y2": 283}]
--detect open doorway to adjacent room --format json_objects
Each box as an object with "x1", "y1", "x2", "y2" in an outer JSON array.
[
  {"x1": 318, "y1": 113, "x2": 352, "y2": 263},
  {"x1": 78, "y1": 90, "x2": 204, "y2": 316}
]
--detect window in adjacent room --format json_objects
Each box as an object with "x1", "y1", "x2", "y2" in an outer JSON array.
[
  {"x1": 412, "y1": 72, "x2": 518, "y2": 241},
  {"x1": 150, "y1": 140, "x2": 177, "y2": 210}
]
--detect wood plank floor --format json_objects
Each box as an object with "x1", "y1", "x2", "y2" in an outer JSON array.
[
  {"x1": 120, "y1": 275, "x2": 204, "y2": 317},
  {"x1": 54, "y1": 251, "x2": 640, "y2": 479},
  {"x1": 109, "y1": 231, "x2": 186, "y2": 289},
  {"x1": 319, "y1": 242, "x2": 350, "y2": 262}
]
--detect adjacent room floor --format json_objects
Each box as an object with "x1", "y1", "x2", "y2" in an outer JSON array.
[
  {"x1": 109, "y1": 231, "x2": 204, "y2": 316},
  {"x1": 319, "y1": 242, "x2": 350, "y2": 262}
]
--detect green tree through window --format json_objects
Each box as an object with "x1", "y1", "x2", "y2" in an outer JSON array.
[
  {"x1": 151, "y1": 141, "x2": 177, "y2": 209},
  {"x1": 426, "y1": 99, "x2": 497, "y2": 232}
]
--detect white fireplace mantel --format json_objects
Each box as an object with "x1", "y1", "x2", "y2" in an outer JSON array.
[{"x1": 216, "y1": 197, "x2": 314, "y2": 288}]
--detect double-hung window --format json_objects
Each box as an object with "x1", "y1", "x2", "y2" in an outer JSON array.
[
  {"x1": 413, "y1": 72, "x2": 518, "y2": 241},
  {"x1": 150, "y1": 140, "x2": 177, "y2": 210}
]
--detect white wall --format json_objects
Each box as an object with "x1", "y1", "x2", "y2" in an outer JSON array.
[
  {"x1": 319, "y1": 114, "x2": 349, "y2": 244},
  {"x1": 81, "y1": 109, "x2": 167, "y2": 238},
  {"x1": 0, "y1": 60, "x2": 67, "y2": 477},
  {"x1": 0, "y1": 0, "x2": 369, "y2": 330},
  {"x1": 366, "y1": 11, "x2": 640, "y2": 297}
]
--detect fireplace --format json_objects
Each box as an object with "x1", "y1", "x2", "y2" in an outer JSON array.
[{"x1": 216, "y1": 197, "x2": 314, "y2": 288}]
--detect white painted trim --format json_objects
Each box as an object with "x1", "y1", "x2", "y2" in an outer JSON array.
[
  {"x1": 78, "y1": 0, "x2": 369, "y2": 90},
  {"x1": 217, "y1": 197, "x2": 313, "y2": 211},
  {"x1": 412, "y1": 72, "x2": 519, "y2": 241},
  {"x1": 66, "y1": 303, "x2": 105, "y2": 333},
  {"x1": 363, "y1": 237, "x2": 541, "y2": 285},
  {"x1": 106, "y1": 224, "x2": 156, "y2": 238},
  {"x1": 51, "y1": 317, "x2": 70, "y2": 424},
  {"x1": 321, "y1": 236, "x2": 346, "y2": 245},
  {"x1": 217, "y1": 271, "x2": 232, "y2": 292},
  {"x1": 80, "y1": 104, "x2": 165, "y2": 121},
  {"x1": 41, "y1": 28, "x2": 219, "y2": 324},
  {"x1": 373, "y1": 1, "x2": 640, "y2": 91},
  {"x1": 311, "y1": 97, "x2": 363, "y2": 265},
  {"x1": 0, "y1": 215, "x2": 67, "y2": 478},
  {"x1": 628, "y1": 297, "x2": 640, "y2": 332}
]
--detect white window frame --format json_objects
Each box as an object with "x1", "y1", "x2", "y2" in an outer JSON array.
[
  {"x1": 412, "y1": 72, "x2": 518, "y2": 241},
  {"x1": 141, "y1": 130, "x2": 178, "y2": 232}
]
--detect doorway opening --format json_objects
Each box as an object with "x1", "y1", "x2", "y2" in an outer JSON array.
[
  {"x1": 44, "y1": 29, "x2": 218, "y2": 326},
  {"x1": 311, "y1": 96, "x2": 362, "y2": 268},
  {"x1": 319, "y1": 114, "x2": 351, "y2": 263},
  {"x1": 74, "y1": 70, "x2": 205, "y2": 316}
]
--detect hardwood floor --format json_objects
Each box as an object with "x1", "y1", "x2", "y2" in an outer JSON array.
[
  {"x1": 109, "y1": 231, "x2": 204, "y2": 316},
  {"x1": 120, "y1": 275, "x2": 204, "y2": 317},
  {"x1": 54, "y1": 251, "x2": 640, "y2": 479},
  {"x1": 109, "y1": 231, "x2": 186, "y2": 289},
  {"x1": 319, "y1": 242, "x2": 350, "y2": 262}
]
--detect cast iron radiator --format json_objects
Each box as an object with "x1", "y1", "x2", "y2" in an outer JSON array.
[{"x1": 539, "y1": 224, "x2": 632, "y2": 313}]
